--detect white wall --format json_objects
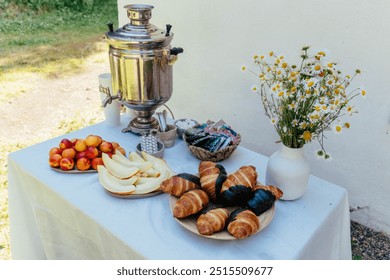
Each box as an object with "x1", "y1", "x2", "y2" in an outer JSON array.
[{"x1": 117, "y1": 0, "x2": 390, "y2": 234}]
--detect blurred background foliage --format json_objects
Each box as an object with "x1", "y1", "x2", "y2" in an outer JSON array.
[
  {"x1": 0, "y1": 0, "x2": 118, "y2": 77},
  {"x1": 0, "y1": 0, "x2": 118, "y2": 260}
]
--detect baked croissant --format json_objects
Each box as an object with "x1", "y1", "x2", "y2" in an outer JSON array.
[
  {"x1": 160, "y1": 173, "x2": 200, "y2": 197},
  {"x1": 246, "y1": 185, "x2": 283, "y2": 216},
  {"x1": 220, "y1": 165, "x2": 258, "y2": 206},
  {"x1": 196, "y1": 208, "x2": 229, "y2": 236},
  {"x1": 227, "y1": 208, "x2": 260, "y2": 239},
  {"x1": 254, "y1": 184, "x2": 283, "y2": 200},
  {"x1": 198, "y1": 161, "x2": 227, "y2": 202},
  {"x1": 173, "y1": 189, "x2": 210, "y2": 218}
]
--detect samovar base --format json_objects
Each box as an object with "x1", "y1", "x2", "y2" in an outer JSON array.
[{"x1": 122, "y1": 110, "x2": 159, "y2": 135}]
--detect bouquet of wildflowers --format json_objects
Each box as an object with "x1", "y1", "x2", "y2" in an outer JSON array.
[{"x1": 243, "y1": 46, "x2": 365, "y2": 160}]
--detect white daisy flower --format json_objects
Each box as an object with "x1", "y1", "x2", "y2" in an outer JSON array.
[
  {"x1": 333, "y1": 124, "x2": 343, "y2": 134},
  {"x1": 324, "y1": 153, "x2": 332, "y2": 161},
  {"x1": 359, "y1": 87, "x2": 367, "y2": 98},
  {"x1": 251, "y1": 85, "x2": 258, "y2": 92},
  {"x1": 311, "y1": 62, "x2": 323, "y2": 75},
  {"x1": 304, "y1": 78, "x2": 317, "y2": 90},
  {"x1": 315, "y1": 150, "x2": 325, "y2": 160},
  {"x1": 270, "y1": 117, "x2": 278, "y2": 125}
]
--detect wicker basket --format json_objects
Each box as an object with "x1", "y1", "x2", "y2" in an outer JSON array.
[{"x1": 183, "y1": 135, "x2": 241, "y2": 162}]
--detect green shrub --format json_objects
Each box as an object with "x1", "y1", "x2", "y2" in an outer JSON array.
[{"x1": 3, "y1": 0, "x2": 101, "y2": 12}]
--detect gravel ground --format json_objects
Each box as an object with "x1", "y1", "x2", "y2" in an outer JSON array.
[{"x1": 351, "y1": 220, "x2": 390, "y2": 260}]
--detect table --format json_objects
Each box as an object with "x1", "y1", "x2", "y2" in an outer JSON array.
[{"x1": 7, "y1": 116, "x2": 352, "y2": 260}]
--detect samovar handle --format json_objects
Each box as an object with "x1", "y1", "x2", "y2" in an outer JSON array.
[{"x1": 169, "y1": 47, "x2": 184, "y2": 55}]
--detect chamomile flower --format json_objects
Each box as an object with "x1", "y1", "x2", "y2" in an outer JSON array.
[
  {"x1": 304, "y1": 78, "x2": 317, "y2": 90},
  {"x1": 302, "y1": 131, "x2": 313, "y2": 141},
  {"x1": 346, "y1": 105, "x2": 354, "y2": 115},
  {"x1": 270, "y1": 117, "x2": 278, "y2": 125},
  {"x1": 324, "y1": 153, "x2": 332, "y2": 161},
  {"x1": 315, "y1": 150, "x2": 325, "y2": 159},
  {"x1": 359, "y1": 87, "x2": 367, "y2": 97},
  {"x1": 333, "y1": 124, "x2": 343, "y2": 134},
  {"x1": 241, "y1": 65, "x2": 246, "y2": 71},
  {"x1": 299, "y1": 121, "x2": 308, "y2": 129},
  {"x1": 243, "y1": 45, "x2": 364, "y2": 160},
  {"x1": 311, "y1": 62, "x2": 323, "y2": 75}
]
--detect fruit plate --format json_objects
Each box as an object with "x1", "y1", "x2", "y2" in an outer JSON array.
[
  {"x1": 169, "y1": 195, "x2": 275, "y2": 240},
  {"x1": 50, "y1": 167, "x2": 97, "y2": 173},
  {"x1": 104, "y1": 189, "x2": 163, "y2": 199}
]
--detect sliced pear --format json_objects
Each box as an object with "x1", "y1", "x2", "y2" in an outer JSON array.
[
  {"x1": 102, "y1": 152, "x2": 140, "y2": 179},
  {"x1": 98, "y1": 165, "x2": 136, "y2": 194}
]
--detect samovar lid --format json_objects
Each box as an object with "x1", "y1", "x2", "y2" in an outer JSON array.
[{"x1": 105, "y1": 4, "x2": 173, "y2": 49}]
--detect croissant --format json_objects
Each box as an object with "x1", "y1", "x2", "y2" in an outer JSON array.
[
  {"x1": 196, "y1": 208, "x2": 229, "y2": 236},
  {"x1": 173, "y1": 189, "x2": 210, "y2": 218},
  {"x1": 160, "y1": 173, "x2": 200, "y2": 197},
  {"x1": 246, "y1": 185, "x2": 283, "y2": 216},
  {"x1": 198, "y1": 161, "x2": 227, "y2": 202},
  {"x1": 220, "y1": 165, "x2": 258, "y2": 206},
  {"x1": 227, "y1": 208, "x2": 260, "y2": 239},
  {"x1": 254, "y1": 184, "x2": 283, "y2": 200}
]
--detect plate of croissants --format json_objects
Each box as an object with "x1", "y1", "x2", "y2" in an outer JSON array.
[{"x1": 160, "y1": 161, "x2": 283, "y2": 240}]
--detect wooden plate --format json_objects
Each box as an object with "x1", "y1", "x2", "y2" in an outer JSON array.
[
  {"x1": 104, "y1": 189, "x2": 163, "y2": 199},
  {"x1": 50, "y1": 167, "x2": 97, "y2": 173},
  {"x1": 169, "y1": 195, "x2": 275, "y2": 240}
]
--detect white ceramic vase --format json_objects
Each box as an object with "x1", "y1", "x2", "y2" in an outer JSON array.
[{"x1": 265, "y1": 144, "x2": 310, "y2": 200}]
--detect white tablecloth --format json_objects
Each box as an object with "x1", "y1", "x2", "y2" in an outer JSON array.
[{"x1": 8, "y1": 117, "x2": 352, "y2": 260}]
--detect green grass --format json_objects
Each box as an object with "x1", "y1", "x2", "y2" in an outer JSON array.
[
  {"x1": 0, "y1": 0, "x2": 118, "y2": 79},
  {"x1": 0, "y1": 0, "x2": 116, "y2": 260}
]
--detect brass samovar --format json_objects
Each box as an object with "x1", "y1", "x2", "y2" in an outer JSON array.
[{"x1": 103, "y1": 4, "x2": 183, "y2": 134}]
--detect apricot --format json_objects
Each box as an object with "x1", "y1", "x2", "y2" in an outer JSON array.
[
  {"x1": 60, "y1": 157, "x2": 74, "y2": 171},
  {"x1": 59, "y1": 139, "x2": 73, "y2": 150},
  {"x1": 99, "y1": 141, "x2": 113, "y2": 153},
  {"x1": 75, "y1": 151, "x2": 87, "y2": 160},
  {"x1": 76, "y1": 157, "x2": 91, "y2": 171},
  {"x1": 85, "y1": 146, "x2": 99, "y2": 159},
  {"x1": 112, "y1": 142, "x2": 120, "y2": 150},
  {"x1": 62, "y1": 148, "x2": 76, "y2": 159},
  {"x1": 74, "y1": 139, "x2": 87, "y2": 152},
  {"x1": 49, "y1": 154, "x2": 63, "y2": 168},
  {"x1": 85, "y1": 135, "x2": 102, "y2": 147},
  {"x1": 91, "y1": 157, "x2": 104, "y2": 170},
  {"x1": 49, "y1": 147, "x2": 62, "y2": 157}
]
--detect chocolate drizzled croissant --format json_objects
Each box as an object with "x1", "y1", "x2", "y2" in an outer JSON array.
[
  {"x1": 227, "y1": 208, "x2": 260, "y2": 239},
  {"x1": 160, "y1": 173, "x2": 200, "y2": 197},
  {"x1": 196, "y1": 208, "x2": 229, "y2": 236},
  {"x1": 173, "y1": 189, "x2": 209, "y2": 218},
  {"x1": 198, "y1": 161, "x2": 227, "y2": 202},
  {"x1": 220, "y1": 166, "x2": 258, "y2": 206},
  {"x1": 246, "y1": 185, "x2": 283, "y2": 216}
]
